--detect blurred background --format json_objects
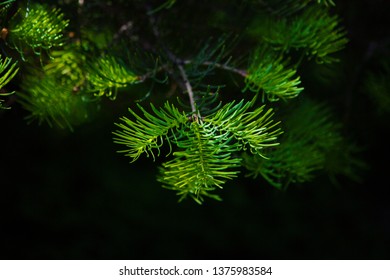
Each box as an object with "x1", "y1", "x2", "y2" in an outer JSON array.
[{"x1": 1, "y1": 0, "x2": 390, "y2": 259}]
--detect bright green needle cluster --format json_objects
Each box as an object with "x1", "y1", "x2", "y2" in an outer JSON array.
[
  {"x1": 113, "y1": 102, "x2": 189, "y2": 162},
  {"x1": 44, "y1": 47, "x2": 86, "y2": 86},
  {"x1": 0, "y1": 55, "x2": 18, "y2": 109},
  {"x1": 0, "y1": 0, "x2": 357, "y2": 204},
  {"x1": 18, "y1": 74, "x2": 88, "y2": 131},
  {"x1": 205, "y1": 96, "x2": 282, "y2": 153},
  {"x1": 0, "y1": 0, "x2": 14, "y2": 17},
  {"x1": 8, "y1": 4, "x2": 69, "y2": 57},
  {"x1": 158, "y1": 120, "x2": 242, "y2": 204},
  {"x1": 317, "y1": 0, "x2": 335, "y2": 7},
  {"x1": 88, "y1": 55, "x2": 140, "y2": 98},
  {"x1": 244, "y1": 46, "x2": 303, "y2": 101},
  {"x1": 263, "y1": 6, "x2": 347, "y2": 63},
  {"x1": 114, "y1": 96, "x2": 281, "y2": 203},
  {"x1": 242, "y1": 100, "x2": 343, "y2": 188}
]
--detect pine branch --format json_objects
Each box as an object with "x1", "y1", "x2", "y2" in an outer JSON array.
[
  {"x1": 7, "y1": 4, "x2": 69, "y2": 58},
  {"x1": 0, "y1": 0, "x2": 14, "y2": 17},
  {"x1": 43, "y1": 46, "x2": 86, "y2": 87},
  {"x1": 205, "y1": 96, "x2": 282, "y2": 156},
  {"x1": 263, "y1": 6, "x2": 348, "y2": 64},
  {"x1": 114, "y1": 95, "x2": 281, "y2": 203},
  {"x1": 255, "y1": 0, "x2": 335, "y2": 17},
  {"x1": 113, "y1": 102, "x2": 188, "y2": 162},
  {"x1": 88, "y1": 54, "x2": 140, "y2": 99},
  {"x1": 158, "y1": 120, "x2": 241, "y2": 204},
  {"x1": 177, "y1": 64, "x2": 197, "y2": 114},
  {"x1": 0, "y1": 55, "x2": 18, "y2": 109},
  {"x1": 243, "y1": 45, "x2": 304, "y2": 101},
  {"x1": 17, "y1": 72, "x2": 88, "y2": 130},
  {"x1": 242, "y1": 100, "x2": 344, "y2": 188}
]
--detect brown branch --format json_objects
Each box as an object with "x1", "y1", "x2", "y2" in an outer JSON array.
[
  {"x1": 178, "y1": 64, "x2": 196, "y2": 113},
  {"x1": 184, "y1": 60, "x2": 248, "y2": 77}
]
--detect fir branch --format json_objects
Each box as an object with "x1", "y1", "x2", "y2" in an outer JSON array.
[
  {"x1": 242, "y1": 100, "x2": 344, "y2": 188},
  {"x1": 17, "y1": 72, "x2": 88, "y2": 130},
  {"x1": 147, "y1": 0, "x2": 176, "y2": 15},
  {"x1": 113, "y1": 102, "x2": 188, "y2": 162},
  {"x1": 88, "y1": 55, "x2": 140, "y2": 98},
  {"x1": 178, "y1": 64, "x2": 196, "y2": 114},
  {"x1": 205, "y1": 96, "x2": 282, "y2": 156},
  {"x1": 181, "y1": 37, "x2": 231, "y2": 86},
  {"x1": 183, "y1": 60, "x2": 247, "y2": 78},
  {"x1": 256, "y1": 0, "x2": 311, "y2": 17},
  {"x1": 43, "y1": 46, "x2": 86, "y2": 87},
  {"x1": 317, "y1": 0, "x2": 335, "y2": 7},
  {"x1": 0, "y1": 55, "x2": 18, "y2": 109},
  {"x1": 158, "y1": 119, "x2": 241, "y2": 204},
  {"x1": 0, "y1": 0, "x2": 14, "y2": 17},
  {"x1": 114, "y1": 96, "x2": 281, "y2": 203},
  {"x1": 0, "y1": 55, "x2": 18, "y2": 89},
  {"x1": 255, "y1": 0, "x2": 335, "y2": 17},
  {"x1": 0, "y1": 0, "x2": 15, "y2": 5},
  {"x1": 8, "y1": 4, "x2": 69, "y2": 58},
  {"x1": 263, "y1": 6, "x2": 348, "y2": 63},
  {"x1": 243, "y1": 45, "x2": 303, "y2": 101}
]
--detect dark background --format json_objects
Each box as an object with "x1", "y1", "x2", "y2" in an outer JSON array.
[{"x1": 1, "y1": 0, "x2": 390, "y2": 259}]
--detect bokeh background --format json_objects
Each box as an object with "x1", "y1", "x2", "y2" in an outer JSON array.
[{"x1": 1, "y1": 0, "x2": 390, "y2": 259}]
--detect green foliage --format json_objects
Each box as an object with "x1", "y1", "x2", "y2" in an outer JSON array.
[
  {"x1": 183, "y1": 37, "x2": 230, "y2": 84},
  {"x1": 114, "y1": 96, "x2": 281, "y2": 203},
  {"x1": 242, "y1": 100, "x2": 345, "y2": 188},
  {"x1": 88, "y1": 55, "x2": 140, "y2": 98},
  {"x1": 317, "y1": 0, "x2": 335, "y2": 6},
  {"x1": 0, "y1": 0, "x2": 14, "y2": 16},
  {"x1": 204, "y1": 96, "x2": 282, "y2": 154},
  {"x1": 244, "y1": 45, "x2": 304, "y2": 101},
  {"x1": 253, "y1": 0, "x2": 334, "y2": 17},
  {"x1": 364, "y1": 62, "x2": 390, "y2": 114},
  {"x1": 0, "y1": 0, "x2": 362, "y2": 204},
  {"x1": 148, "y1": 0, "x2": 177, "y2": 14},
  {"x1": 0, "y1": 55, "x2": 18, "y2": 109},
  {"x1": 113, "y1": 102, "x2": 188, "y2": 162},
  {"x1": 43, "y1": 46, "x2": 86, "y2": 87},
  {"x1": 261, "y1": 6, "x2": 348, "y2": 63},
  {"x1": 8, "y1": 4, "x2": 69, "y2": 58},
  {"x1": 158, "y1": 120, "x2": 242, "y2": 204},
  {"x1": 17, "y1": 72, "x2": 89, "y2": 130}
]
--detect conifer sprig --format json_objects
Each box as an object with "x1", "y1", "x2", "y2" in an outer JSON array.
[
  {"x1": 0, "y1": 56, "x2": 18, "y2": 109},
  {"x1": 18, "y1": 73, "x2": 88, "y2": 130},
  {"x1": 244, "y1": 46, "x2": 304, "y2": 101},
  {"x1": 8, "y1": 4, "x2": 69, "y2": 58},
  {"x1": 263, "y1": 7, "x2": 347, "y2": 63},
  {"x1": 114, "y1": 96, "x2": 281, "y2": 203},
  {"x1": 242, "y1": 100, "x2": 343, "y2": 188},
  {"x1": 158, "y1": 120, "x2": 242, "y2": 204},
  {"x1": 44, "y1": 47, "x2": 86, "y2": 86},
  {"x1": 88, "y1": 55, "x2": 140, "y2": 98},
  {"x1": 205, "y1": 96, "x2": 282, "y2": 155},
  {"x1": 254, "y1": 0, "x2": 334, "y2": 17},
  {"x1": 113, "y1": 102, "x2": 189, "y2": 162},
  {"x1": 0, "y1": 0, "x2": 14, "y2": 16}
]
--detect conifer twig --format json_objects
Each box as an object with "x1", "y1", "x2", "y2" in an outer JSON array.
[
  {"x1": 146, "y1": 4, "x2": 198, "y2": 115},
  {"x1": 177, "y1": 64, "x2": 196, "y2": 114},
  {"x1": 184, "y1": 60, "x2": 248, "y2": 77}
]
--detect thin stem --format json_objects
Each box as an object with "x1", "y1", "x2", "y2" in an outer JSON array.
[
  {"x1": 146, "y1": 5, "x2": 197, "y2": 115},
  {"x1": 178, "y1": 64, "x2": 197, "y2": 114},
  {"x1": 184, "y1": 60, "x2": 248, "y2": 77}
]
